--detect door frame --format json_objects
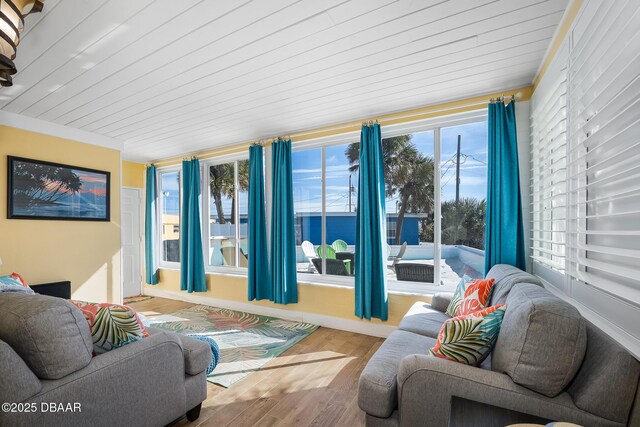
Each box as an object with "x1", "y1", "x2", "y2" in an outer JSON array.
[{"x1": 121, "y1": 186, "x2": 144, "y2": 301}]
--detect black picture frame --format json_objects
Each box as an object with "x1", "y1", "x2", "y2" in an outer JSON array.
[{"x1": 7, "y1": 156, "x2": 111, "y2": 221}]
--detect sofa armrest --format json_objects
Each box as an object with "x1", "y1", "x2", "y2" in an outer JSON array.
[
  {"x1": 397, "y1": 355, "x2": 610, "y2": 427},
  {"x1": 430, "y1": 292, "x2": 454, "y2": 313},
  {"x1": 147, "y1": 327, "x2": 211, "y2": 375},
  {"x1": 12, "y1": 331, "x2": 189, "y2": 427}
]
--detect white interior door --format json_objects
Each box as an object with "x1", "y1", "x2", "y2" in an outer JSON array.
[{"x1": 122, "y1": 188, "x2": 142, "y2": 298}]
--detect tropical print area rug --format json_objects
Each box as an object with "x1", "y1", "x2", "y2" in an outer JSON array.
[
  {"x1": 147, "y1": 304, "x2": 318, "y2": 388},
  {"x1": 123, "y1": 295, "x2": 154, "y2": 305}
]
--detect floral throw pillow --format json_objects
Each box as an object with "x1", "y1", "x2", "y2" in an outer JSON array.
[
  {"x1": 456, "y1": 278, "x2": 495, "y2": 316},
  {"x1": 69, "y1": 300, "x2": 149, "y2": 355},
  {"x1": 430, "y1": 304, "x2": 506, "y2": 365},
  {"x1": 444, "y1": 275, "x2": 472, "y2": 317}
]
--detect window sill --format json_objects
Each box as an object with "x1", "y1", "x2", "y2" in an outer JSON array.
[{"x1": 156, "y1": 268, "x2": 450, "y2": 298}]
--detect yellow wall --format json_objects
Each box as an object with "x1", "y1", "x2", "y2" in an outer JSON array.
[
  {"x1": 0, "y1": 126, "x2": 122, "y2": 303},
  {"x1": 122, "y1": 160, "x2": 145, "y2": 188},
  {"x1": 146, "y1": 270, "x2": 427, "y2": 326}
]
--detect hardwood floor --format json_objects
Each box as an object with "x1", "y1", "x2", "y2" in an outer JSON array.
[{"x1": 129, "y1": 297, "x2": 383, "y2": 427}]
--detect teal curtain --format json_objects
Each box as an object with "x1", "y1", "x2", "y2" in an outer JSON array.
[
  {"x1": 248, "y1": 145, "x2": 272, "y2": 301},
  {"x1": 270, "y1": 138, "x2": 298, "y2": 304},
  {"x1": 180, "y1": 159, "x2": 207, "y2": 293},
  {"x1": 144, "y1": 165, "x2": 158, "y2": 285},
  {"x1": 355, "y1": 124, "x2": 388, "y2": 320},
  {"x1": 484, "y1": 101, "x2": 526, "y2": 274}
]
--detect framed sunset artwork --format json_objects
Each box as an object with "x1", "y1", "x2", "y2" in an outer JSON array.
[{"x1": 7, "y1": 156, "x2": 110, "y2": 221}]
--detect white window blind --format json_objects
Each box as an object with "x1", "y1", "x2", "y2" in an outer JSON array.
[
  {"x1": 566, "y1": 0, "x2": 640, "y2": 308},
  {"x1": 530, "y1": 62, "x2": 567, "y2": 272},
  {"x1": 530, "y1": 0, "x2": 640, "y2": 356}
]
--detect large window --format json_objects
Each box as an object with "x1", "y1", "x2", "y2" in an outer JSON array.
[
  {"x1": 291, "y1": 119, "x2": 488, "y2": 288},
  {"x1": 155, "y1": 117, "x2": 488, "y2": 291},
  {"x1": 207, "y1": 159, "x2": 248, "y2": 269},
  {"x1": 440, "y1": 122, "x2": 487, "y2": 283},
  {"x1": 159, "y1": 170, "x2": 180, "y2": 264}
]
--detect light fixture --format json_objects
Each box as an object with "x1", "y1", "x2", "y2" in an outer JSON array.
[{"x1": 0, "y1": 0, "x2": 44, "y2": 87}]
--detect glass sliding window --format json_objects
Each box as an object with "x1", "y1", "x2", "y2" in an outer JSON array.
[
  {"x1": 208, "y1": 162, "x2": 237, "y2": 267},
  {"x1": 324, "y1": 142, "x2": 358, "y2": 277},
  {"x1": 292, "y1": 147, "x2": 322, "y2": 274},
  {"x1": 160, "y1": 170, "x2": 180, "y2": 263},
  {"x1": 383, "y1": 131, "x2": 436, "y2": 285},
  {"x1": 237, "y1": 159, "x2": 249, "y2": 268},
  {"x1": 440, "y1": 122, "x2": 488, "y2": 283}
]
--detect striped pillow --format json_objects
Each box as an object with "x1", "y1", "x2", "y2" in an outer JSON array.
[
  {"x1": 431, "y1": 304, "x2": 506, "y2": 365},
  {"x1": 69, "y1": 300, "x2": 149, "y2": 355}
]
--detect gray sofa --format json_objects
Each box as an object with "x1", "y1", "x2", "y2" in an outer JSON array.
[
  {"x1": 359, "y1": 264, "x2": 640, "y2": 427},
  {"x1": 0, "y1": 292, "x2": 211, "y2": 427}
]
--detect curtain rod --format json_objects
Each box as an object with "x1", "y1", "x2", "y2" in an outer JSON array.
[{"x1": 489, "y1": 94, "x2": 516, "y2": 104}]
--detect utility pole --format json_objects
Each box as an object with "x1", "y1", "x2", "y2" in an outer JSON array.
[
  {"x1": 348, "y1": 174, "x2": 352, "y2": 212},
  {"x1": 455, "y1": 134, "x2": 461, "y2": 204}
]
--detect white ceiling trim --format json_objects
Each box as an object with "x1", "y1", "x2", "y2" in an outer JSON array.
[{"x1": 0, "y1": 111, "x2": 124, "y2": 152}]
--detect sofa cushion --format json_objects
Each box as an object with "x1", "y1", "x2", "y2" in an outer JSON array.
[
  {"x1": 0, "y1": 339, "x2": 42, "y2": 402},
  {"x1": 398, "y1": 301, "x2": 449, "y2": 338},
  {"x1": 485, "y1": 264, "x2": 543, "y2": 305},
  {"x1": 0, "y1": 293, "x2": 93, "y2": 379},
  {"x1": 430, "y1": 292, "x2": 454, "y2": 313},
  {"x1": 567, "y1": 322, "x2": 640, "y2": 424},
  {"x1": 492, "y1": 284, "x2": 586, "y2": 397},
  {"x1": 431, "y1": 304, "x2": 506, "y2": 366},
  {"x1": 69, "y1": 300, "x2": 149, "y2": 355},
  {"x1": 358, "y1": 330, "x2": 435, "y2": 418}
]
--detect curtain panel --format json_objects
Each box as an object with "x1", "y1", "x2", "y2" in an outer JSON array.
[
  {"x1": 484, "y1": 101, "x2": 526, "y2": 274},
  {"x1": 144, "y1": 165, "x2": 159, "y2": 285},
  {"x1": 355, "y1": 123, "x2": 388, "y2": 320},
  {"x1": 180, "y1": 159, "x2": 207, "y2": 293},
  {"x1": 248, "y1": 145, "x2": 272, "y2": 301},
  {"x1": 269, "y1": 138, "x2": 298, "y2": 304}
]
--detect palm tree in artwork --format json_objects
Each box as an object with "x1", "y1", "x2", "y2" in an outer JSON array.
[{"x1": 346, "y1": 135, "x2": 435, "y2": 244}]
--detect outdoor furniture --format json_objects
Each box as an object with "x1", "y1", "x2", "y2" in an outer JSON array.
[
  {"x1": 220, "y1": 246, "x2": 244, "y2": 267},
  {"x1": 301, "y1": 240, "x2": 318, "y2": 272},
  {"x1": 311, "y1": 258, "x2": 350, "y2": 276},
  {"x1": 331, "y1": 239, "x2": 348, "y2": 252},
  {"x1": 395, "y1": 262, "x2": 434, "y2": 283},
  {"x1": 316, "y1": 245, "x2": 337, "y2": 259},
  {"x1": 387, "y1": 242, "x2": 407, "y2": 271},
  {"x1": 336, "y1": 252, "x2": 355, "y2": 275},
  {"x1": 239, "y1": 248, "x2": 249, "y2": 268}
]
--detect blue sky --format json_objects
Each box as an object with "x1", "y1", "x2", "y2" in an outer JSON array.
[
  {"x1": 161, "y1": 121, "x2": 488, "y2": 217},
  {"x1": 292, "y1": 121, "x2": 488, "y2": 214}
]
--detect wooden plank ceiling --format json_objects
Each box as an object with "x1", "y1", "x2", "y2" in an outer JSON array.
[{"x1": 0, "y1": 0, "x2": 568, "y2": 161}]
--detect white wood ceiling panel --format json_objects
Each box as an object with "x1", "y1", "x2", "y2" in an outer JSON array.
[
  {"x1": 65, "y1": 0, "x2": 352, "y2": 129},
  {"x1": 140, "y1": 55, "x2": 540, "y2": 147},
  {"x1": 3, "y1": 0, "x2": 198, "y2": 114},
  {"x1": 0, "y1": 0, "x2": 570, "y2": 161},
  {"x1": 109, "y1": 11, "x2": 560, "y2": 142},
  {"x1": 17, "y1": 0, "x2": 251, "y2": 118},
  {"x1": 115, "y1": 8, "x2": 560, "y2": 146},
  {"x1": 76, "y1": 0, "x2": 498, "y2": 137}
]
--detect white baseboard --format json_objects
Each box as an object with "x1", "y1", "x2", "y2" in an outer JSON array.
[{"x1": 142, "y1": 287, "x2": 396, "y2": 338}]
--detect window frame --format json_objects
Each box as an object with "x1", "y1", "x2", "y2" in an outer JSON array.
[
  {"x1": 200, "y1": 152, "x2": 250, "y2": 275},
  {"x1": 157, "y1": 165, "x2": 182, "y2": 270},
  {"x1": 292, "y1": 109, "x2": 488, "y2": 294},
  {"x1": 153, "y1": 109, "x2": 488, "y2": 295}
]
